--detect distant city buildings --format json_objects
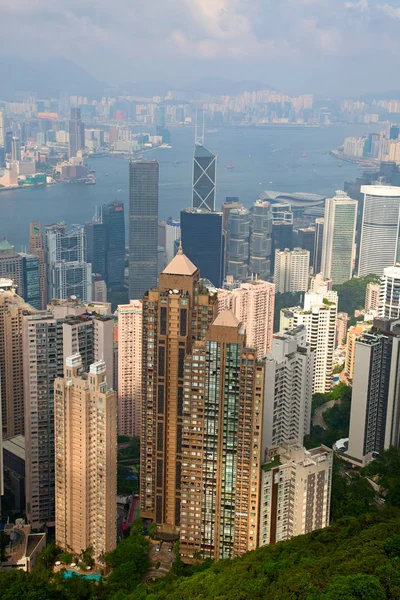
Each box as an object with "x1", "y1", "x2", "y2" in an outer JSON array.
[{"x1": 68, "y1": 107, "x2": 85, "y2": 158}]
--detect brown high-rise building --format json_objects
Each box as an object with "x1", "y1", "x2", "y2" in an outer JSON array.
[
  {"x1": 0, "y1": 278, "x2": 36, "y2": 438},
  {"x1": 55, "y1": 354, "x2": 117, "y2": 561},
  {"x1": 140, "y1": 248, "x2": 218, "y2": 532},
  {"x1": 29, "y1": 222, "x2": 47, "y2": 309},
  {"x1": 179, "y1": 311, "x2": 265, "y2": 561}
]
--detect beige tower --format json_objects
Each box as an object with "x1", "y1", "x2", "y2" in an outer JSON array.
[
  {"x1": 180, "y1": 311, "x2": 265, "y2": 561},
  {"x1": 218, "y1": 279, "x2": 275, "y2": 357},
  {"x1": 29, "y1": 222, "x2": 47, "y2": 309},
  {"x1": 55, "y1": 354, "x2": 117, "y2": 561},
  {"x1": 117, "y1": 300, "x2": 142, "y2": 437},
  {"x1": 0, "y1": 278, "x2": 35, "y2": 438},
  {"x1": 140, "y1": 248, "x2": 218, "y2": 532}
]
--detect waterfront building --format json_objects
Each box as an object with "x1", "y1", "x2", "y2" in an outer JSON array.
[
  {"x1": 259, "y1": 442, "x2": 332, "y2": 546},
  {"x1": 180, "y1": 311, "x2": 265, "y2": 560},
  {"x1": 68, "y1": 107, "x2": 85, "y2": 158},
  {"x1": 358, "y1": 185, "x2": 400, "y2": 277},
  {"x1": 55, "y1": 355, "x2": 117, "y2": 561},
  {"x1": 321, "y1": 191, "x2": 357, "y2": 284},
  {"x1": 129, "y1": 160, "x2": 159, "y2": 299},
  {"x1": 274, "y1": 247, "x2": 310, "y2": 293},
  {"x1": 29, "y1": 222, "x2": 47, "y2": 309},
  {"x1": 262, "y1": 327, "x2": 313, "y2": 448},
  {"x1": 117, "y1": 300, "x2": 142, "y2": 437},
  {"x1": 218, "y1": 279, "x2": 275, "y2": 357},
  {"x1": 192, "y1": 144, "x2": 216, "y2": 212},
  {"x1": 11, "y1": 136, "x2": 20, "y2": 161}
]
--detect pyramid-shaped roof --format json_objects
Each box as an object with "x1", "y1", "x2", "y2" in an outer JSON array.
[
  {"x1": 162, "y1": 246, "x2": 198, "y2": 276},
  {"x1": 212, "y1": 309, "x2": 240, "y2": 328},
  {"x1": 0, "y1": 238, "x2": 13, "y2": 251}
]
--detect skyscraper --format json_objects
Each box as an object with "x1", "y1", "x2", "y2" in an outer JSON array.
[
  {"x1": 179, "y1": 311, "x2": 265, "y2": 560},
  {"x1": 249, "y1": 200, "x2": 272, "y2": 280},
  {"x1": 103, "y1": 200, "x2": 125, "y2": 290},
  {"x1": 358, "y1": 185, "x2": 400, "y2": 277},
  {"x1": 313, "y1": 218, "x2": 324, "y2": 274},
  {"x1": 140, "y1": 250, "x2": 218, "y2": 532},
  {"x1": 55, "y1": 355, "x2": 117, "y2": 561},
  {"x1": 217, "y1": 279, "x2": 275, "y2": 357},
  {"x1": 280, "y1": 291, "x2": 338, "y2": 394},
  {"x1": 226, "y1": 208, "x2": 250, "y2": 281},
  {"x1": 297, "y1": 227, "x2": 316, "y2": 268},
  {"x1": 129, "y1": 160, "x2": 159, "y2": 299},
  {"x1": 379, "y1": 266, "x2": 400, "y2": 319},
  {"x1": 165, "y1": 219, "x2": 181, "y2": 265},
  {"x1": 0, "y1": 238, "x2": 24, "y2": 296},
  {"x1": 347, "y1": 318, "x2": 400, "y2": 465},
  {"x1": 344, "y1": 322, "x2": 372, "y2": 382},
  {"x1": 0, "y1": 109, "x2": 5, "y2": 147},
  {"x1": 85, "y1": 219, "x2": 106, "y2": 277},
  {"x1": 19, "y1": 253, "x2": 40, "y2": 310},
  {"x1": 259, "y1": 442, "x2": 332, "y2": 546},
  {"x1": 262, "y1": 326, "x2": 313, "y2": 448},
  {"x1": 117, "y1": 300, "x2": 142, "y2": 437},
  {"x1": 192, "y1": 144, "x2": 216, "y2": 211},
  {"x1": 274, "y1": 248, "x2": 310, "y2": 293},
  {"x1": 11, "y1": 137, "x2": 20, "y2": 161},
  {"x1": 68, "y1": 107, "x2": 85, "y2": 158},
  {"x1": 321, "y1": 191, "x2": 357, "y2": 284},
  {"x1": 180, "y1": 209, "x2": 224, "y2": 287},
  {"x1": 29, "y1": 222, "x2": 47, "y2": 309}
]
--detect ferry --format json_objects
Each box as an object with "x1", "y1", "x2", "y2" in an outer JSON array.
[{"x1": 226, "y1": 162, "x2": 234, "y2": 169}]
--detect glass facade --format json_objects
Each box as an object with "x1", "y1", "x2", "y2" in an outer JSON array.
[{"x1": 103, "y1": 201, "x2": 125, "y2": 289}]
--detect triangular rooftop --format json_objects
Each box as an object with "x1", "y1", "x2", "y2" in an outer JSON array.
[
  {"x1": 194, "y1": 144, "x2": 215, "y2": 159},
  {"x1": 162, "y1": 246, "x2": 198, "y2": 276},
  {"x1": 212, "y1": 309, "x2": 240, "y2": 328},
  {"x1": 0, "y1": 237, "x2": 13, "y2": 251}
]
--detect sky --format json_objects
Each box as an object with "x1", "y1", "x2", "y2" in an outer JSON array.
[{"x1": 2, "y1": 0, "x2": 400, "y2": 96}]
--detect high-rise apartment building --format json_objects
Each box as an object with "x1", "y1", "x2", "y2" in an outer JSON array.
[
  {"x1": 336, "y1": 312, "x2": 349, "y2": 347},
  {"x1": 379, "y1": 266, "x2": 400, "y2": 319},
  {"x1": 117, "y1": 300, "x2": 142, "y2": 437},
  {"x1": 321, "y1": 191, "x2": 357, "y2": 284},
  {"x1": 249, "y1": 200, "x2": 272, "y2": 280},
  {"x1": 226, "y1": 208, "x2": 250, "y2": 281},
  {"x1": 221, "y1": 198, "x2": 243, "y2": 234},
  {"x1": 358, "y1": 185, "x2": 400, "y2": 276},
  {"x1": 274, "y1": 247, "x2": 310, "y2": 293},
  {"x1": 344, "y1": 322, "x2": 372, "y2": 382},
  {"x1": 180, "y1": 311, "x2": 265, "y2": 560},
  {"x1": 129, "y1": 160, "x2": 159, "y2": 299},
  {"x1": 0, "y1": 279, "x2": 35, "y2": 438},
  {"x1": 313, "y1": 218, "x2": 324, "y2": 275},
  {"x1": 180, "y1": 209, "x2": 224, "y2": 287},
  {"x1": 45, "y1": 223, "x2": 92, "y2": 302},
  {"x1": 218, "y1": 279, "x2": 275, "y2": 357},
  {"x1": 192, "y1": 144, "x2": 216, "y2": 212},
  {"x1": 347, "y1": 318, "x2": 400, "y2": 465},
  {"x1": 365, "y1": 281, "x2": 380, "y2": 313},
  {"x1": 259, "y1": 442, "x2": 332, "y2": 546},
  {"x1": 0, "y1": 238, "x2": 24, "y2": 296},
  {"x1": 103, "y1": 200, "x2": 125, "y2": 290},
  {"x1": 55, "y1": 355, "x2": 117, "y2": 561},
  {"x1": 29, "y1": 222, "x2": 47, "y2": 309},
  {"x1": 68, "y1": 107, "x2": 85, "y2": 158},
  {"x1": 280, "y1": 291, "x2": 337, "y2": 393},
  {"x1": 262, "y1": 326, "x2": 313, "y2": 449},
  {"x1": 140, "y1": 250, "x2": 218, "y2": 532}
]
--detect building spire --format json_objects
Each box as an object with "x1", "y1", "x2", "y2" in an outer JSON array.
[{"x1": 177, "y1": 242, "x2": 183, "y2": 255}]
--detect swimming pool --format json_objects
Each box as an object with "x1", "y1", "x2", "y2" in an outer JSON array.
[{"x1": 63, "y1": 569, "x2": 101, "y2": 581}]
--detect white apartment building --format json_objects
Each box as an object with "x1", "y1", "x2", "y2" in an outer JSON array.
[
  {"x1": 274, "y1": 248, "x2": 310, "y2": 293},
  {"x1": 379, "y1": 266, "x2": 400, "y2": 319}
]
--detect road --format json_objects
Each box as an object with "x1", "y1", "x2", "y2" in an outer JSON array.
[{"x1": 313, "y1": 399, "x2": 341, "y2": 430}]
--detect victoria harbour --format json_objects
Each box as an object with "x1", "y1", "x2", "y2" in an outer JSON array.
[{"x1": 0, "y1": 124, "x2": 375, "y2": 247}]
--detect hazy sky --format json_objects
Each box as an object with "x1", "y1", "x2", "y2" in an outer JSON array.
[{"x1": 2, "y1": 0, "x2": 400, "y2": 95}]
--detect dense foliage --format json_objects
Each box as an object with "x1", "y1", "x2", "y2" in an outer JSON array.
[
  {"x1": 305, "y1": 384, "x2": 352, "y2": 449},
  {"x1": 333, "y1": 275, "x2": 379, "y2": 323}
]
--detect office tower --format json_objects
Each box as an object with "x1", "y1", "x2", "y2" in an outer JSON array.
[
  {"x1": 218, "y1": 279, "x2": 275, "y2": 357},
  {"x1": 280, "y1": 291, "x2": 337, "y2": 393},
  {"x1": 221, "y1": 198, "x2": 243, "y2": 234},
  {"x1": 18, "y1": 253, "x2": 40, "y2": 310},
  {"x1": 336, "y1": 312, "x2": 349, "y2": 347},
  {"x1": 347, "y1": 319, "x2": 400, "y2": 465},
  {"x1": 379, "y1": 266, "x2": 400, "y2": 319},
  {"x1": 11, "y1": 137, "x2": 20, "y2": 161},
  {"x1": 274, "y1": 248, "x2": 310, "y2": 293},
  {"x1": 85, "y1": 219, "x2": 106, "y2": 277},
  {"x1": 0, "y1": 238, "x2": 24, "y2": 295},
  {"x1": 0, "y1": 279, "x2": 35, "y2": 438},
  {"x1": 192, "y1": 144, "x2": 216, "y2": 211},
  {"x1": 344, "y1": 322, "x2": 372, "y2": 382},
  {"x1": 180, "y1": 311, "x2": 265, "y2": 560},
  {"x1": 180, "y1": 209, "x2": 224, "y2": 287},
  {"x1": 92, "y1": 278, "x2": 107, "y2": 302},
  {"x1": 23, "y1": 312, "x2": 64, "y2": 527},
  {"x1": 271, "y1": 204, "x2": 294, "y2": 273},
  {"x1": 297, "y1": 227, "x2": 316, "y2": 267},
  {"x1": 262, "y1": 327, "x2": 313, "y2": 448},
  {"x1": 358, "y1": 185, "x2": 400, "y2": 276},
  {"x1": 249, "y1": 200, "x2": 272, "y2": 280},
  {"x1": 0, "y1": 109, "x2": 4, "y2": 147},
  {"x1": 68, "y1": 107, "x2": 85, "y2": 158},
  {"x1": 365, "y1": 281, "x2": 380, "y2": 313},
  {"x1": 55, "y1": 355, "x2": 117, "y2": 560},
  {"x1": 45, "y1": 223, "x2": 92, "y2": 302},
  {"x1": 226, "y1": 208, "x2": 250, "y2": 280},
  {"x1": 129, "y1": 160, "x2": 159, "y2": 299},
  {"x1": 158, "y1": 221, "x2": 166, "y2": 249},
  {"x1": 140, "y1": 249, "x2": 218, "y2": 532},
  {"x1": 29, "y1": 222, "x2": 47, "y2": 309},
  {"x1": 313, "y1": 218, "x2": 324, "y2": 274},
  {"x1": 165, "y1": 219, "x2": 180, "y2": 265},
  {"x1": 259, "y1": 442, "x2": 332, "y2": 546},
  {"x1": 117, "y1": 300, "x2": 142, "y2": 437},
  {"x1": 103, "y1": 200, "x2": 125, "y2": 290},
  {"x1": 321, "y1": 191, "x2": 357, "y2": 284}
]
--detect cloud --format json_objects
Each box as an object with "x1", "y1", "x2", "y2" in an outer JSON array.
[{"x1": 379, "y1": 3, "x2": 400, "y2": 18}]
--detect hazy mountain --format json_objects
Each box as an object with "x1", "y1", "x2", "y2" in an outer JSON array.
[{"x1": 182, "y1": 78, "x2": 274, "y2": 95}]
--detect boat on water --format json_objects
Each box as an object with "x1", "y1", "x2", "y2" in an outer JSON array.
[
  {"x1": 226, "y1": 162, "x2": 234, "y2": 169},
  {"x1": 338, "y1": 162, "x2": 343, "y2": 167},
  {"x1": 301, "y1": 152, "x2": 307, "y2": 158}
]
